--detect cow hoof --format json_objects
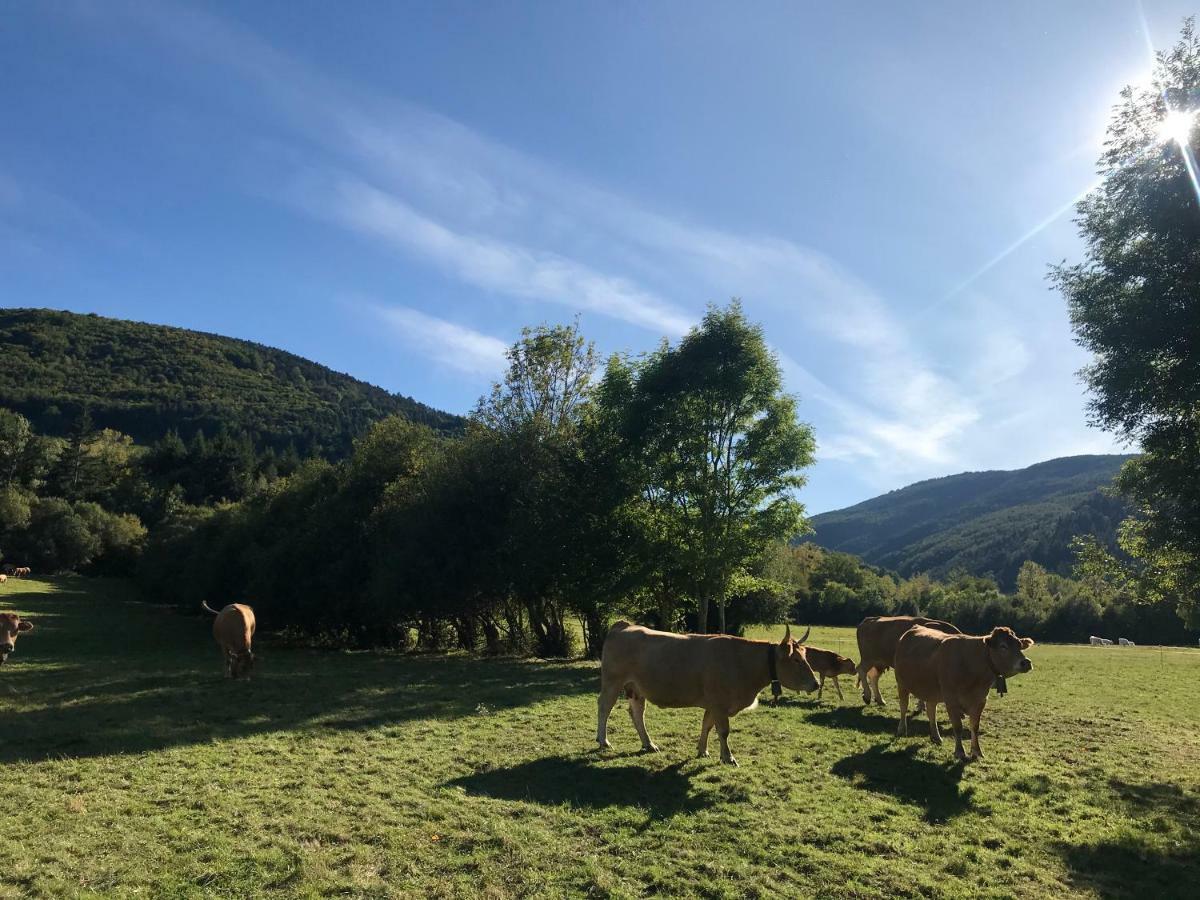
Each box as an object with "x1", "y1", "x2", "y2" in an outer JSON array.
[
  {"x1": 931, "y1": 735, "x2": 942, "y2": 745},
  {"x1": 597, "y1": 740, "x2": 611, "y2": 751},
  {"x1": 641, "y1": 743, "x2": 660, "y2": 754},
  {"x1": 954, "y1": 749, "x2": 967, "y2": 762},
  {"x1": 721, "y1": 756, "x2": 739, "y2": 767},
  {"x1": 697, "y1": 750, "x2": 709, "y2": 759}
]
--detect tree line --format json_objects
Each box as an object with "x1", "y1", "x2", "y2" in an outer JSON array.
[{"x1": 137, "y1": 305, "x2": 817, "y2": 656}]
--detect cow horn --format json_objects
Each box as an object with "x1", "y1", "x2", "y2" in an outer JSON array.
[
  {"x1": 797, "y1": 625, "x2": 811, "y2": 644},
  {"x1": 783, "y1": 624, "x2": 792, "y2": 644}
]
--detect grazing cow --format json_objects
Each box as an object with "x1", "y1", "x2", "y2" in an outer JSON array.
[
  {"x1": 15, "y1": 567, "x2": 30, "y2": 578},
  {"x1": 894, "y1": 625, "x2": 1034, "y2": 761},
  {"x1": 1119, "y1": 638, "x2": 1135, "y2": 647},
  {"x1": 0, "y1": 574, "x2": 6, "y2": 584},
  {"x1": 856, "y1": 616, "x2": 962, "y2": 706},
  {"x1": 597, "y1": 622, "x2": 819, "y2": 766},
  {"x1": 0, "y1": 613, "x2": 34, "y2": 665},
  {"x1": 201, "y1": 602, "x2": 256, "y2": 679},
  {"x1": 801, "y1": 644, "x2": 858, "y2": 702},
  {"x1": 1089, "y1": 636, "x2": 1104, "y2": 646}
]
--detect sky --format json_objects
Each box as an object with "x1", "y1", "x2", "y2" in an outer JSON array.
[{"x1": 1, "y1": 1, "x2": 1192, "y2": 513}]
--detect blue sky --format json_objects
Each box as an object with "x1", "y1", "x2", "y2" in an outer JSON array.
[{"x1": 1, "y1": 2, "x2": 1191, "y2": 512}]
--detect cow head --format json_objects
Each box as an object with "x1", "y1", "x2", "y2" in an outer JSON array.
[
  {"x1": 985, "y1": 626, "x2": 1034, "y2": 676},
  {"x1": 777, "y1": 625, "x2": 819, "y2": 693},
  {"x1": 232, "y1": 650, "x2": 255, "y2": 679},
  {"x1": 0, "y1": 613, "x2": 34, "y2": 665}
]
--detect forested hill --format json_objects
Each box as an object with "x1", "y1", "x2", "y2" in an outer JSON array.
[
  {"x1": 806, "y1": 455, "x2": 1136, "y2": 588},
  {"x1": 0, "y1": 308, "x2": 462, "y2": 456}
]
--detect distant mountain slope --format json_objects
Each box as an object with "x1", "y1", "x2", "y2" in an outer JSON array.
[
  {"x1": 806, "y1": 455, "x2": 1135, "y2": 588},
  {"x1": 0, "y1": 308, "x2": 462, "y2": 455}
]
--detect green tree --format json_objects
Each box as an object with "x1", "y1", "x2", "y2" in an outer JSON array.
[
  {"x1": 623, "y1": 302, "x2": 816, "y2": 633},
  {"x1": 1051, "y1": 20, "x2": 1200, "y2": 625},
  {"x1": 471, "y1": 321, "x2": 600, "y2": 657}
]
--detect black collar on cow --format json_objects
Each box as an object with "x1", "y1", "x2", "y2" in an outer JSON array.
[{"x1": 767, "y1": 644, "x2": 783, "y2": 707}]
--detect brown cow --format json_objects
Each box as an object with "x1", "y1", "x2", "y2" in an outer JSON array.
[
  {"x1": 801, "y1": 645, "x2": 858, "y2": 702},
  {"x1": 0, "y1": 613, "x2": 34, "y2": 665},
  {"x1": 894, "y1": 625, "x2": 1034, "y2": 760},
  {"x1": 597, "y1": 622, "x2": 819, "y2": 766},
  {"x1": 201, "y1": 602, "x2": 256, "y2": 679},
  {"x1": 856, "y1": 615, "x2": 962, "y2": 706}
]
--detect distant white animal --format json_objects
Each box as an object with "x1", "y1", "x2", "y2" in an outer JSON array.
[
  {"x1": 1118, "y1": 638, "x2": 1135, "y2": 647},
  {"x1": 1102, "y1": 638, "x2": 1113, "y2": 646},
  {"x1": 1089, "y1": 636, "x2": 1104, "y2": 646}
]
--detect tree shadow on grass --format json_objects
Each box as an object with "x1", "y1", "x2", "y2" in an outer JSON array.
[
  {"x1": 1, "y1": 582, "x2": 599, "y2": 763},
  {"x1": 1056, "y1": 779, "x2": 1200, "y2": 899},
  {"x1": 449, "y1": 756, "x2": 721, "y2": 820},
  {"x1": 830, "y1": 744, "x2": 973, "y2": 823}
]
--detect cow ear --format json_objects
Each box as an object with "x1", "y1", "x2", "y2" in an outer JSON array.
[
  {"x1": 985, "y1": 628, "x2": 1002, "y2": 648},
  {"x1": 17, "y1": 620, "x2": 33, "y2": 632},
  {"x1": 1019, "y1": 637, "x2": 1035, "y2": 649}
]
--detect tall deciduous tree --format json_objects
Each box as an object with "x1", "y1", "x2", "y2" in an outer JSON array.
[
  {"x1": 623, "y1": 302, "x2": 816, "y2": 633},
  {"x1": 473, "y1": 321, "x2": 600, "y2": 656},
  {"x1": 1051, "y1": 20, "x2": 1200, "y2": 625}
]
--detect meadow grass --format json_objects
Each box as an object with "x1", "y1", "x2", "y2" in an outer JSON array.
[{"x1": 1, "y1": 577, "x2": 1197, "y2": 898}]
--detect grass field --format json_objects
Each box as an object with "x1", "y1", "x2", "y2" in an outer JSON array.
[{"x1": 1, "y1": 577, "x2": 1198, "y2": 898}]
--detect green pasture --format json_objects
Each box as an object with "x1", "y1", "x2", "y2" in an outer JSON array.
[{"x1": 0, "y1": 578, "x2": 1197, "y2": 898}]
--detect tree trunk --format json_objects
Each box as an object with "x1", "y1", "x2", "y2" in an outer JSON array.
[
  {"x1": 697, "y1": 593, "x2": 710, "y2": 634},
  {"x1": 582, "y1": 609, "x2": 608, "y2": 659},
  {"x1": 481, "y1": 616, "x2": 502, "y2": 655},
  {"x1": 717, "y1": 597, "x2": 726, "y2": 635}
]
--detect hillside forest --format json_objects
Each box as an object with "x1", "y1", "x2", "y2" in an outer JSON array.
[{"x1": 2, "y1": 303, "x2": 1194, "y2": 653}]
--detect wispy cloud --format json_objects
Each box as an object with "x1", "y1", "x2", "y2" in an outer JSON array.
[
  {"x1": 370, "y1": 304, "x2": 508, "y2": 377},
  {"x1": 87, "y1": 0, "x2": 1107, "y2": 487},
  {"x1": 296, "y1": 174, "x2": 694, "y2": 336}
]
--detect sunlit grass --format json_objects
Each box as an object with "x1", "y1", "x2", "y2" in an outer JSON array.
[{"x1": 0, "y1": 578, "x2": 1197, "y2": 897}]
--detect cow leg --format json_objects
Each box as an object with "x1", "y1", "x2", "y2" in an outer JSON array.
[
  {"x1": 627, "y1": 692, "x2": 660, "y2": 753},
  {"x1": 697, "y1": 709, "x2": 714, "y2": 758},
  {"x1": 871, "y1": 669, "x2": 887, "y2": 706},
  {"x1": 947, "y1": 703, "x2": 967, "y2": 761},
  {"x1": 817, "y1": 673, "x2": 826, "y2": 701},
  {"x1": 714, "y1": 712, "x2": 737, "y2": 766},
  {"x1": 857, "y1": 663, "x2": 872, "y2": 705},
  {"x1": 833, "y1": 676, "x2": 845, "y2": 702},
  {"x1": 596, "y1": 680, "x2": 622, "y2": 749},
  {"x1": 896, "y1": 687, "x2": 910, "y2": 737},
  {"x1": 968, "y1": 707, "x2": 984, "y2": 760},
  {"x1": 223, "y1": 650, "x2": 233, "y2": 679},
  {"x1": 927, "y1": 701, "x2": 942, "y2": 745}
]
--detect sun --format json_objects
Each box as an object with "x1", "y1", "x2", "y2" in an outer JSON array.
[{"x1": 1158, "y1": 108, "x2": 1196, "y2": 145}]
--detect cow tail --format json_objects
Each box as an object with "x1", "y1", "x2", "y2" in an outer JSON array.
[{"x1": 200, "y1": 601, "x2": 221, "y2": 616}]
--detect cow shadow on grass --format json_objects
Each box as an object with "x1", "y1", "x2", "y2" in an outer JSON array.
[
  {"x1": 830, "y1": 744, "x2": 973, "y2": 823},
  {"x1": 1057, "y1": 779, "x2": 1200, "y2": 898},
  {"x1": 449, "y1": 756, "x2": 723, "y2": 821}
]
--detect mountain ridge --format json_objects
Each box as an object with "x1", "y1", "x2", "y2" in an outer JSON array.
[
  {"x1": 0, "y1": 307, "x2": 463, "y2": 456},
  {"x1": 805, "y1": 454, "x2": 1135, "y2": 588}
]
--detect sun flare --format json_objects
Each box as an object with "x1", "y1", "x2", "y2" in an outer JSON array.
[{"x1": 1158, "y1": 108, "x2": 1196, "y2": 145}]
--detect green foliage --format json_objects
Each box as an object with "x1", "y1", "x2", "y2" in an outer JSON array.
[
  {"x1": 778, "y1": 539, "x2": 1196, "y2": 645},
  {"x1": 1051, "y1": 21, "x2": 1200, "y2": 625},
  {"x1": 617, "y1": 302, "x2": 816, "y2": 633},
  {"x1": 0, "y1": 308, "x2": 461, "y2": 458},
  {"x1": 807, "y1": 455, "x2": 1133, "y2": 588}
]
